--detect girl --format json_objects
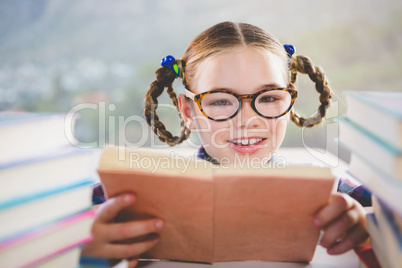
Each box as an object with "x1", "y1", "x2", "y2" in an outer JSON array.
[{"x1": 82, "y1": 22, "x2": 370, "y2": 267}]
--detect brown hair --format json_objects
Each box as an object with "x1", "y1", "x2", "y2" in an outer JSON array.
[{"x1": 144, "y1": 21, "x2": 332, "y2": 146}]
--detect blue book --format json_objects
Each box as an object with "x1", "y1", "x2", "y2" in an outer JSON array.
[
  {"x1": 79, "y1": 256, "x2": 111, "y2": 268},
  {"x1": 371, "y1": 195, "x2": 402, "y2": 267},
  {"x1": 366, "y1": 213, "x2": 390, "y2": 268},
  {"x1": 344, "y1": 91, "x2": 402, "y2": 151},
  {"x1": 0, "y1": 178, "x2": 94, "y2": 243}
]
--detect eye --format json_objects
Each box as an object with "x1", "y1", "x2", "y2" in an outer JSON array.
[
  {"x1": 259, "y1": 96, "x2": 278, "y2": 103},
  {"x1": 208, "y1": 99, "x2": 233, "y2": 106}
]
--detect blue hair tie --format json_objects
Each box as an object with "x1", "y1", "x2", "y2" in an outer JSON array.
[
  {"x1": 284, "y1": 44, "x2": 296, "y2": 58},
  {"x1": 161, "y1": 55, "x2": 180, "y2": 77}
]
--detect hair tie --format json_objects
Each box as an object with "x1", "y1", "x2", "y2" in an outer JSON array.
[
  {"x1": 161, "y1": 55, "x2": 180, "y2": 77},
  {"x1": 284, "y1": 44, "x2": 296, "y2": 58}
]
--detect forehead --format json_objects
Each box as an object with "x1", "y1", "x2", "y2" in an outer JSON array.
[{"x1": 191, "y1": 46, "x2": 287, "y2": 94}]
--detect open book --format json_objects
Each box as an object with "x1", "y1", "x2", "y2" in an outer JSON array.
[{"x1": 98, "y1": 147, "x2": 335, "y2": 263}]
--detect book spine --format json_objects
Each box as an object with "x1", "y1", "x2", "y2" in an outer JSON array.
[
  {"x1": 0, "y1": 146, "x2": 97, "y2": 170},
  {"x1": 0, "y1": 178, "x2": 94, "y2": 210},
  {"x1": 347, "y1": 154, "x2": 402, "y2": 215},
  {"x1": 0, "y1": 209, "x2": 95, "y2": 251},
  {"x1": 0, "y1": 207, "x2": 93, "y2": 244},
  {"x1": 22, "y1": 236, "x2": 92, "y2": 268},
  {"x1": 345, "y1": 93, "x2": 402, "y2": 151},
  {"x1": 370, "y1": 196, "x2": 402, "y2": 268},
  {"x1": 338, "y1": 117, "x2": 402, "y2": 179}
]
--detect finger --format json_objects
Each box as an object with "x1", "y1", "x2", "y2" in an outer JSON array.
[
  {"x1": 96, "y1": 193, "x2": 135, "y2": 223},
  {"x1": 327, "y1": 226, "x2": 369, "y2": 255},
  {"x1": 320, "y1": 209, "x2": 360, "y2": 248},
  {"x1": 127, "y1": 258, "x2": 139, "y2": 268},
  {"x1": 102, "y1": 237, "x2": 159, "y2": 259},
  {"x1": 99, "y1": 218, "x2": 164, "y2": 242},
  {"x1": 314, "y1": 193, "x2": 355, "y2": 228}
]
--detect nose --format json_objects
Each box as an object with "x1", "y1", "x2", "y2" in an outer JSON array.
[{"x1": 235, "y1": 100, "x2": 265, "y2": 129}]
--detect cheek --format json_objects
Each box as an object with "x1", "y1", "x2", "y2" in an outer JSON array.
[
  {"x1": 277, "y1": 118, "x2": 288, "y2": 138},
  {"x1": 194, "y1": 117, "x2": 231, "y2": 145},
  {"x1": 268, "y1": 117, "x2": 288, "y2": 147},
  {"x1": 210, "y1": 122, "x2": 231, "y2": 145}
]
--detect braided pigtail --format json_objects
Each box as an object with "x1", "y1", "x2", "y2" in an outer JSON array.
[
  {"x1": 144, "y1": 57, "x2": 191, "y2": 146},
  {"x1": 288, "y1": 53, "x2": 332, "y2": 128}
]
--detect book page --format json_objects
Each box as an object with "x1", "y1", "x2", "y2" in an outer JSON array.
[
  {"x1": 100, "y1": 170, "x2": 214, "y2": 263},
  {"x1": 214, "y1": 171, "x2": 334, "y2": 262},
  {"x1": 98, "y1": 148, "x2": 215, "y2": 263}
]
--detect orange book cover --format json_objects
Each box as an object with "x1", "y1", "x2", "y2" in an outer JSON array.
[{"x1": 98, "y1": 148, "x2": 335, "y2": 263}]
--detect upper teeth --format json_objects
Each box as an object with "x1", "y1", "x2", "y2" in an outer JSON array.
[{"x1": 233, "y1": 138, "x2": 263, "y2": 145}]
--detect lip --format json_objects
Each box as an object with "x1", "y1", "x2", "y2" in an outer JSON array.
[{"x1": 228, "y1": 136, "x2": 267, "y2": 154}]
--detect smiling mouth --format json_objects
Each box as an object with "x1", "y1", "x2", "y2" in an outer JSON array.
[{"x1": 228, "y1": 138, "x2": 267, "y2": 146}]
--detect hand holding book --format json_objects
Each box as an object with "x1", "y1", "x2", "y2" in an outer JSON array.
[
  {"x1": 81, "y1": 193, "x2": 163, "y2": 265},
  {"x1": 314, "y1": 192, "x2": 369, "y2": 255}
]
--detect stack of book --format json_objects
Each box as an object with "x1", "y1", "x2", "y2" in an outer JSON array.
[
  {"x1": 0, "y1": 113, "x2": 99, "y2": 267},
  {"x1": 339, "y1": 91, "x2": 402, "y2": 268}
]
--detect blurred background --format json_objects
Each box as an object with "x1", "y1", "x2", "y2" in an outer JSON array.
[{"x1": 1, "y1": 0, "x2": 401, "y2": 161}]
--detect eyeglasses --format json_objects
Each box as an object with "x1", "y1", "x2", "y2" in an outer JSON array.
[{"x1": 185, "y1": 88, "x2": 297, "y2": 121}]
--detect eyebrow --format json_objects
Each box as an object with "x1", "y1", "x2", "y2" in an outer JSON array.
[
  {"x1": 208, "y1": 83, "x2": 284, "y2": 93},
  {"x1": 258, "y1": 83, "x2": 284, "y2": 90}
]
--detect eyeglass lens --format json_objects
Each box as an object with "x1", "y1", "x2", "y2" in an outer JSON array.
[{"x1": 200, "y1": 90, "x2": 292, "y2": 119}]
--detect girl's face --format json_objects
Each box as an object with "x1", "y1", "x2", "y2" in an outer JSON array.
[{"x1": 179, "y1": 46, "x2": 289, "y2": 164}]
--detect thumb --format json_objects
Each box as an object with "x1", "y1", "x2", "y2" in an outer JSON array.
[{"x1": 95, "y1": 193, "x2": 135, "y2": 223}]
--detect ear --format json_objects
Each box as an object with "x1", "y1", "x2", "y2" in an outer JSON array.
[{"x1": 178, "y1": 94, "x2": 196, "y2": 130}]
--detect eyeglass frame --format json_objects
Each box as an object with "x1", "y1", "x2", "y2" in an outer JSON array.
[{"x1": 185, "y1": 88, "x2": 298, "y2": 121}]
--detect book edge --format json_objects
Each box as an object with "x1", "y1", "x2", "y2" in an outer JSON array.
[{"x1": 343, "y1": 91, "x2": 402, "y2": 119}]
